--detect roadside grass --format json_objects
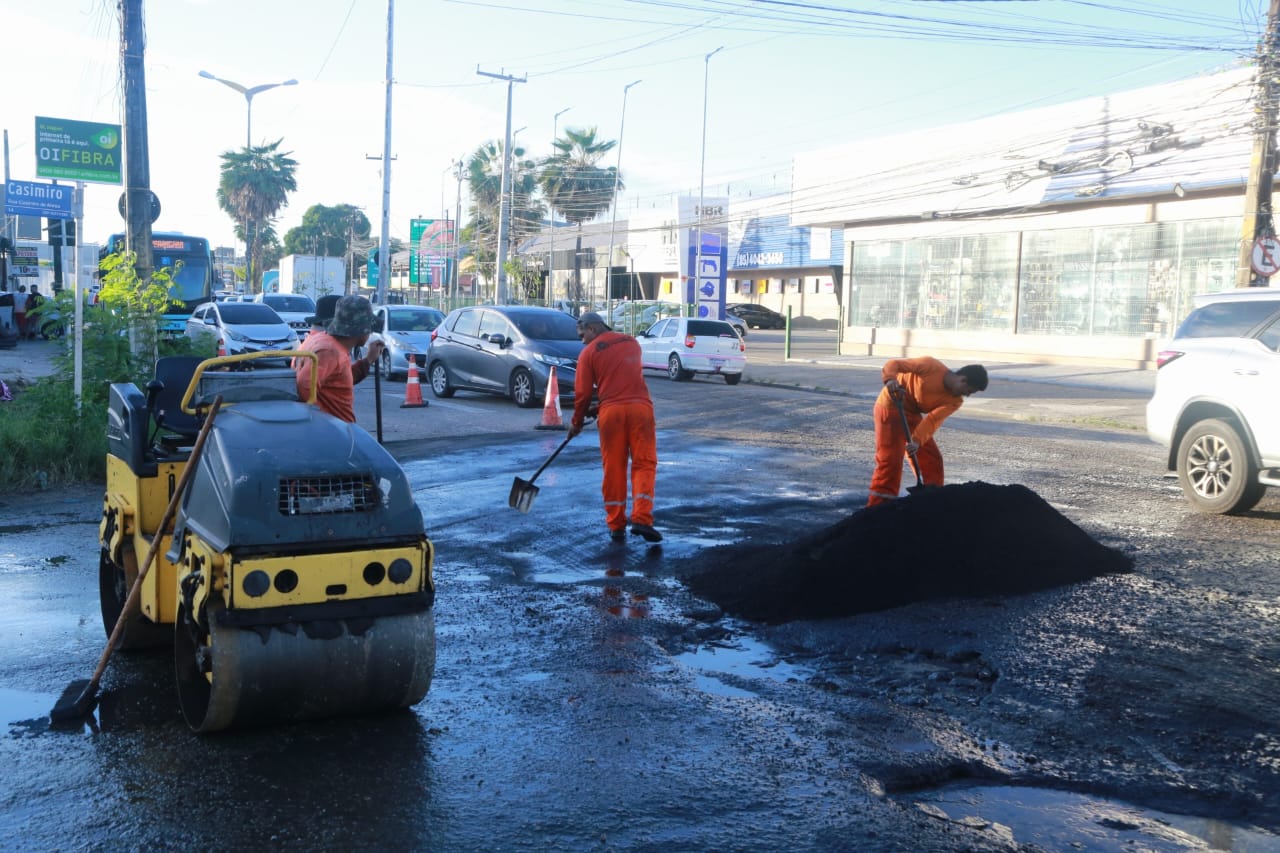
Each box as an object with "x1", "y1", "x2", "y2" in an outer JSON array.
[{"x1": 0, "y1": 255, "x2": 215, "y2": 489}]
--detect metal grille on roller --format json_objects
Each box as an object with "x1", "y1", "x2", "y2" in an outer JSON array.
[{"x1": 279, "y1": 476, "x2": 379, "y2": 515}]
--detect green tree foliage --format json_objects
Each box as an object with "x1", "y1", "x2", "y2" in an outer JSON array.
[
  {"x1": 0, "y1": 253, "x2": 212, "y2": 489},
  {"x1": 465, "y1": 140, "x2": 544, "y2": 286},
  {"x1": 539, "y1": 127, "x2": 620, "y2": 298},
  {"x1": 217, "y1": 140, "x2": 298, "y2": 293},
  {"x1": 283, "y1": 204, "x2": 371, "y2": 258}
]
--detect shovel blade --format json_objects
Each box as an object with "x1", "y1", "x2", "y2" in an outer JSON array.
[{"x1": 509, "y1": 477, "x2": 539, "y2": 513}]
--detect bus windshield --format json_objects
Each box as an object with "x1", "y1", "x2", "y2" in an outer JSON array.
[{"x1": 102, "y1": 232, "x2": 214, "y2": 313}]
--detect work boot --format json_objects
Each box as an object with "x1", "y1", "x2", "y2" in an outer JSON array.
[
  {"x1": 630, "y1": 523, "x2": 663, "y2": 543},
  {"x1": 610, "y1": 528, "x2": 626, "y2": 543}
]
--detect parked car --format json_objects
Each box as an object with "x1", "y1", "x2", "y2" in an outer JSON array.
[
  {"x1": 185, "y1": 301, "x2": 298, "y2": 363},
  {"x1": 610, "y1": 301, "x2": 683, "y2": 335},
  {"x1": 727, "y1": 303, "x2": 787, "y2": 330},
  {"x1": 252, "y1": 293, "x2": 316, "y2": 339},
  {"x1": 637, "y1": 317, "x2": 746, "y2": 384},
  {"x1": 373, "y1": 304, "x2": 446, "y2": 380},
  {"x1": 1145, "y1": 287, "x2": 1280, "y2": 514},
  {"x1": 426, "y1": 305, "x2": 584, "y2": 408}
]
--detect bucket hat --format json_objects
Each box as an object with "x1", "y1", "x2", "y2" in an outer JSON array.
[{"x1": 328, "y1": 295, "x2": 375, "y2": 337}]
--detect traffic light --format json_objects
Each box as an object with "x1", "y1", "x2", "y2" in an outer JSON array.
[{"x1": 47, "y1": 218, "x2": 77, "y2": 247}]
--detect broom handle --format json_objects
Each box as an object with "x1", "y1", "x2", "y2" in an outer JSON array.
[{"x1": 86, "y1": 396, "x2": 223, "y2": 690}]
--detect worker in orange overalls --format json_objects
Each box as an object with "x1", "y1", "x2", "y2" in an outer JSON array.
[
  {"x1": 867, "y1": 357, "x2": 988, "y2": 507},
  {"x1": 569, "y1": 312, "x2": 662, "y2": 543}
]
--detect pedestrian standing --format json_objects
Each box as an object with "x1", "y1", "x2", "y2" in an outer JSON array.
[
  {"x1": 13, "y1": 285, "x2": 26, "y2": 341},
  {"x1": 867, "y1": 357, "x2": 987, "y2": 506},
  {"x1": 293, "y1": 295, "x2": 384, "y2": 424},
  {"x1": 569, "y1": 311, "x2": 662, "y2": 543}
]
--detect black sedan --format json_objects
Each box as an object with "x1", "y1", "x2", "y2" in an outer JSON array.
[{"x1": 727, "y1": 303, "x2": 787, "y2": 330}]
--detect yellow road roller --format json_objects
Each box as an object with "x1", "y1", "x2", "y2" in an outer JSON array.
[{"x1": 98, "y1": 351, "x2": 435, "y2": 732}]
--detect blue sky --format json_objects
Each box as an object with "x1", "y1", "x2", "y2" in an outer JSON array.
[{"x1": 0, "y1": 0, "x2": 1262, "y2": 253}]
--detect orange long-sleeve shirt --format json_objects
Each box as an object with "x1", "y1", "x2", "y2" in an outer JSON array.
[
  {"x1": 572, "y1": 330, "x2": 652, "y2": 428},
  {"x1": 875, "y1": 356, "x2": 964, "y2": 447}
]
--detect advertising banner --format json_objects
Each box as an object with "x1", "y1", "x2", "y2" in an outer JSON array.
[
  {"x1": 35, "y1": 116, "x2": 122, "y2": 184},
  {"x1": 410, "y1": 218, "x2": 453, "y2": 287},
  {"x1": 678, "y1": 195, "x2": 728, "y2": 321},
  {"x1": 11, "y1": 246, "x2": 40, "y2": 278}
]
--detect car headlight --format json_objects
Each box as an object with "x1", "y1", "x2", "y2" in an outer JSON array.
[
  {"x1": 533, "y1": 353, "x2": 576, "y2": 368},
  {"x1": 288, "y1": 331, "x2": 300, "y2": 342},
  {"x1": 224, "y1": 328, "x2": 250, "y2": 342}
]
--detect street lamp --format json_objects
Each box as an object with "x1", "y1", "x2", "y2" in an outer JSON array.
[
  {"x1": 605, "y1": 80, "x2": 641, "y2": 312},
  {"x1": 695, "y1": 47, "x2": 722, "y2": 309},
  {"x1": 198, "y1": 70, "x2": 298, "y2": 149},
  {"x1": 548, "y1": 107, "x2": 571, "y2": 302}
]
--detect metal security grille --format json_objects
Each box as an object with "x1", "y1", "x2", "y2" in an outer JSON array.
[{"x1": 279, "y1": 476, "x2": 378, "y2": 516}]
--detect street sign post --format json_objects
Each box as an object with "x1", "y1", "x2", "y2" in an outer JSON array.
[{"x1": 4, "y1": 180, "x2": 74, "y2": 218}]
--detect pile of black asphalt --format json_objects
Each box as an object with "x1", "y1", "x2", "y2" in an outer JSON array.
[{"x1": 684, "y1": 481, "x2": 1133, "y2": 624}]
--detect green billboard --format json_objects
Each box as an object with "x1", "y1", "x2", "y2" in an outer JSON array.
[{"x1": 35, "y1": 116, "x2": 123, "y2": 184}]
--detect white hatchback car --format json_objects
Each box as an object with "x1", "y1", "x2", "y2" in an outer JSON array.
[
  {"x1": 1145, "y1": 287, "x2": 1280, "y2": 514},
  {"x1": 637, "y1": 317, "x2": 746, "y2": 384}
]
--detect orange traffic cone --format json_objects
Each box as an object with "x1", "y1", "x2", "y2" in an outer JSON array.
[
  {"x1": 400, "y1": 361, "x2": 429, "y2": 408},
  {"x1": 535, "y1": 365, "x2": 566, "y2": 430}
]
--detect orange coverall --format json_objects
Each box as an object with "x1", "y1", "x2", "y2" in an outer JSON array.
[
  {"x1": 866, "y1": 356, "x2": 964, "y2": 506},
  {"x1": 572, "y1": 331, "x2": 657, "y2": 532},
  {"x1": 294, "y1": 331, "x2": 372, "y2": 424}
]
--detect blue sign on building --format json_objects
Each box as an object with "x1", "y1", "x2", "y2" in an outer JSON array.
[{"x1": 4, "y1": 179, "x2": 75, "y2": 218}]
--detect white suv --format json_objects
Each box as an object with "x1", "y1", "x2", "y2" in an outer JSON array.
[{"x1": 1146, "y1": 287, "x2": 1280, "y2": 513}]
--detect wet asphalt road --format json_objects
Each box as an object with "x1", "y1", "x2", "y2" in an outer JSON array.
[{"x1": 2, "y1": 332, "x2": 1278, "y2": 851}]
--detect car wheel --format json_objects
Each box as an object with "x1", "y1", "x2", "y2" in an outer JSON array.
[
  {"x1": 733, "y1": 324, "x2": 747, "y2": 339},
  {"x1": 379, "y1": 349, "x2": 401, "y2": 381},
  {"x1": 724, "y1": 373, "x2": 742, "y2": 386},
  {"x1": 1175, "y1": 418, "x2": 1266, "y2": 514},
  {"x1": 511, "y1": 367, "x2": 539, "y2": 408},
  {"x1": 428, "y1": 361, "x2": 455, "y2": 398},
  {"x1": 667, "y1": 354, "x2": 691, "y2": 382}
]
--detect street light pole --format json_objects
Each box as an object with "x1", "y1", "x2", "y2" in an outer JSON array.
[
  {"x1": 605, "y1": 80, "x2": 641, "y2": 313},
  {"x1": 477, "y1": 67, "x2": 527, "y2": 304},
  {"x1": 695, "y1": 47, "x2": 722, "y2": 311},
  {"x1": 548, "y1": 106, "x2": 570, "y2": 302},
  {"x1": 198, "y1": 70, "x2": 298, "y2": 149}
]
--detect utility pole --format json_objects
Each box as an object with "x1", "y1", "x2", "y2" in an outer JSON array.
[
  {"x1": 476, "y1": 67, "x2": 525, "y2": 304},
  {"x1": 120, "y1": 0, "x2": 154, "y2": 285},
  {"x1": 376, "y1": 0, "x2": 396, "y2": 305},
  {"x1": 453, "y1": 159, "x2": 464, "y2": 304},
  {"x1": 1238, "y1": 0, "x2": 1280, "y2": 288}
]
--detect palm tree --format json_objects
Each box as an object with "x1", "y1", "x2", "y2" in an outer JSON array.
[
  {"x1": 539, "y1": 127, "x2": 619, "y2": 302},
  {"x1": 465, "y1": 139, "x2": 544, "y2": 293},
  {"x1": 217, "y1": 140, "x2": 298, "y2": 292}
]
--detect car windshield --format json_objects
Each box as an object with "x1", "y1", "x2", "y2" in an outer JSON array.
[
  {"x1": 220, "y1": 303, "x2": 282, "y2": 324},
  {"x1": 265, "y1": 296, "x2": 316, "y2": 314},
  {"x1": 388, "y1": 309, "x2": 442, "y2": 332},
  {"x1": 512, "y1": 311, "x2": 581, "y2": 341}
]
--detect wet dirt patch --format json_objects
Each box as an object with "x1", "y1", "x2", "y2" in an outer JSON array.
[{"x1": 683, "y1": 481, "x2": 1133, "y2": 624}]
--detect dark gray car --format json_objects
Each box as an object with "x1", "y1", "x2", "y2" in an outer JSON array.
[{"x1": 425, "y1": 305, "x2": 583, "y2": 408}]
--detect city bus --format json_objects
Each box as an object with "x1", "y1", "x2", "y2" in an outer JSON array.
[{"x1": 101, "y1": 232, "x2": 215, "y2": 336}]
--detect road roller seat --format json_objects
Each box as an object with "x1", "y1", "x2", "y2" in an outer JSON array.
[{"x1": 149, "y1": 356, "x2": 204, "y2": 451}]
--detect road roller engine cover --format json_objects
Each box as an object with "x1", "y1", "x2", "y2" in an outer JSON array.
[{"x1": 99, "y1": 352, "x2": 436, "y2": 732}]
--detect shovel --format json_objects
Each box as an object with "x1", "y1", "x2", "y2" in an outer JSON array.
[
  {"x1": 892, "y1": 392, "x2": 928, "y2": 494},
  {"x1": 509, "y1": 420, "x2": 591, "y2": 513}
]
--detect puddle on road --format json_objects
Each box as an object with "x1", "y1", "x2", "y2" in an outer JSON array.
[
  {"x1": 675, "y1": 635, "x2": 814, "y2": 699},
  {"x1": 911, "y1": 784, "x2": 1276, "y2": 852},
  {"x1": 1, "y1": 687, "x2": 54, "y2": 730}
]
